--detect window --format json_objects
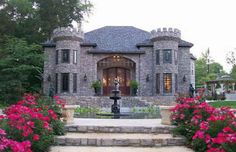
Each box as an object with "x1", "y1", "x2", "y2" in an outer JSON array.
[
  {"x1": 163, "y1": 73, "x2": 172, "y2": 93},
  {"x1": 73, "y1": 73, "x2": 77, "y2": 93},
  {"x1": 61, "y1": 49, "x2": 70, "y2": 63},
  {"x1": 56, "y1": 50, "x2": 59, "y2": 64},
  {"x1": 55, "y1": 73, "x2": 58, "y2": 93},
  {"x1": 163, "y1": 49, "x2": 172, "y2": 64},
  {"x1": 156, "y1": 73, "x2": 160, "y2": 94},
  {"x1": 61, "y1": 73, "x2": 69, "y2": 92},
  {"x1": 156, "y1": 50, "x2": 160, "y2": 65},
  {"x1": 175, "y1": 74, "x2": 178, "y2": 92},
  {"x1": 73, "y1": 50, "x2": 77, "y2": 64},
  {"x1": 174, "y1": 50, "x2": 178, "y2": 65}
]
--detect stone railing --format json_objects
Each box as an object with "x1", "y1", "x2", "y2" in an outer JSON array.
[
  {"x1": 151, "y1": 27, "x2": 181, "y2": 39},
  {"x1": 52, "y1": 27, "x2": 84, "y2": 40}
]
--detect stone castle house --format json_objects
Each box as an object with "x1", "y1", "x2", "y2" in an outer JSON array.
[{"x1": 43, "y1": 26, "x2": 195, "y2": 102}]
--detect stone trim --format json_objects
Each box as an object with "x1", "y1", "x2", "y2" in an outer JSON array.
[
  {"x1": 151, "y1": 36, "x2": 180, "y2": 42},
  {"x1": 81, "y1": 43, "x2": 97, "y2": 47},
  {"x1": 87, "y1": 50, "x2": 145, "y2": 54},
  {"x1": 53, "y1": 36, "x2": 83, "y2": 42}
]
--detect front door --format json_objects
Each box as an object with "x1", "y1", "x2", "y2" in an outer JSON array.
[{"x1": 103, "y1": 67, "x2": 130, "y2": 96}]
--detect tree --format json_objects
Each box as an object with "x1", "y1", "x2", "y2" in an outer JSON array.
[
  {"x1": 0, "y1": 0, "x2": 92, "y2": 104},
  {"x1": 0, "y1": 37, "x2": 43, "y2": 104},
  {"x1": 0, "y1": 0, "x2": 92, "y2": 43},
  {"x1": 226, "y1": 50, "x2": 236, "y2": 80},
  {"x1": 196, "y1": 49, "x2": 226, "y2": 86}
]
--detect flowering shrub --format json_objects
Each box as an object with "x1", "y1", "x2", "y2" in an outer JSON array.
[
  {"x1": 171, "y1": 97, "x2": 236, "y2": 152},
  {"x1": 0, "y1": 94, "x2": 65, "y2": 152},
  {"x1": 0, "y1": 128, "x2": 32, "y2": 152}
]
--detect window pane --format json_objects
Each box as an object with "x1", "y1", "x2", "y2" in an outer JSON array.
[
  {"x1": 156, "y1": 73, "x2": 160, "y2": 94},
  {"x1": 156, "y1": 50, "x2": 160, "y2": 65},
  {"x1": 55, "y1": 73, "x2": 58, "y2": 93},
  {"x1": 163, "y1": 49, "x2": 172, "y2": 64},
  {"x1": 164, "y1": 73, "x2": 172, "y2": 93},
  {"x1": 175, "y1": 74, "x2": 178, "y2": 92},
  {"x1": 56, "y1": 50, "x2": 59, "y2": 64},
  {"x1": 73, "y1": 50, "x2": 77, "y2": 64},
  {"x1": 174, "y1": 50, "x2": 178, "y2": 65},
  {"x1": 73, "y1": 73, "x2": 77, "y2": 93},
  {"x1": 62, "y1": 49, "x2": 70, "y2": 63},
  {"x1": 61, "y1": 73, "x2": 69, "y2": 92}
]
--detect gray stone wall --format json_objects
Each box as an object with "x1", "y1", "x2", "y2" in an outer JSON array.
[
  {"x1": 60, "y1": 96, "x2": 176, "y2": 108},
  {"x1": 177, "y1": 47, "x2": 191, "y2": 95},
  {"x1": 43, "y1": 27, "x2": 193, "y2": 103},
  {"x1": 43, "y1": 47, "x2": 56, "y2": 95},
  {"x1": 153, "y1": 40, "x2": 179, "y2": 96},
  {"x1": 139, "y1": 47, "x2": 153, "y2": 96}
]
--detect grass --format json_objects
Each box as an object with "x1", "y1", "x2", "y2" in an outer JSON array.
[{"x1": 209, "y1": 101, "x2": 236, "y2": 109}]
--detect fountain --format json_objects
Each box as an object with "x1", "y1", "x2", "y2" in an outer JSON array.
[
  {"x1": 110, "y1": 79, "x2": 121, "y2": 114},
  {"x1": 96, "y1": 79, "x2": 130, "y2": 118}
]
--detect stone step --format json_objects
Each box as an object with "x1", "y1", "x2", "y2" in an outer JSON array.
[
  {"x1": 66, "y1": 125, "x2": 174, "y2": 134},
  {"x1": 65, "y1": 119, "x2": 174, "y2": 134},
  {"x1": 54, "y1": 133, "x2": 185, "y2": 147},
  {"x1": 50, "y1": 146, "x2": 194, "y2": 152}
]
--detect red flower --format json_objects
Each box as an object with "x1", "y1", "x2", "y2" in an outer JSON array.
[
  {"x1": 193, "y1": 130, "x2": 205, "y2": 139},
  {"x1": 199, "y1": 121, "x2": 209, "y2": 131},
  {"x1": 223, "y1": 126, "x2": 234, "y2": 133},
  {"x1": 33, "y1": 134, "x2": 40, "y2": 141}
]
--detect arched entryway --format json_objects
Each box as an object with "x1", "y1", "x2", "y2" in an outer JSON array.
[
  {"x1": 97, "y1": 56, "x2": 135, "y2": 96},
  {"x1": 103, "y1": 67, "x2": 131, "y2": 95}
]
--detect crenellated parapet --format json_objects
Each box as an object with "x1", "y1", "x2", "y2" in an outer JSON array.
[
  {"x1": 151, "y1": 28, "x2": 181, "y2": 41},
  {"x1": 52, "y1": 27, "x2": 84, "y2": 42}
]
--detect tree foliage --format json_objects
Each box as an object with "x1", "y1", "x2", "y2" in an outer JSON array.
[
  {"x1": 196, "y1": 50, "x2": 226, "y2": 86},
  {"x1": 0, "y1": 0, "x2": 92, "y2": 43},
  {"x1": 226, "y1": 50, "x2": 236, "y2": 80},
  {"x1": 0, "y1": 37, "x2": 43, "y2": 104},
  {"x1": 0, "y1": 0, "x2": 92, "y2": 104}
]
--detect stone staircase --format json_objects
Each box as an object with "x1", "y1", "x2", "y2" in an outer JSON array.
[{"x1": 53, "y1": 119, "x2": 186, "y2": 148}]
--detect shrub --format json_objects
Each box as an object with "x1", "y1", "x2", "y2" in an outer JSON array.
[
  {"x1": 171, "y1": 97, "x2": 236, "y2": 152},
  {"x1": 0, "y1": 94, "x2": 65, "y2": 152},
  {"x1": 0, "y1": 128, "x2": 32, "y2": 152}
]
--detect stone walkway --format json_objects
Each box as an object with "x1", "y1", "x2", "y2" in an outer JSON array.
[
  {"x1": 50, "y1": 118, "x2": 193, "y2": 152},
  {"x1": 70, "y1": 118, "x2": 166, "y2": 127},
  {"x1": 50, "y1": 146, "x2": 193, "y2": 152}
]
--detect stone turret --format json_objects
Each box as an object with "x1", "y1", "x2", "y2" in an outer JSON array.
[
  {"x1": 52, "y1": 27, "x2": 84, "y2": 42},
  {"x1": 151, "y1": 28, "x2": 180, "y2": 95},
  {"x1": 52, "y1": 27, "x2": 83, "y2": 95},
  {"x1": 151, "y1": 28, "x2": 181, "y2": 41}
]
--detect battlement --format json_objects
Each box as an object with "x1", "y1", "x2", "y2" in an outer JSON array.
[
  {"x1": 52, "y1": 27, "x2": 84, "y2": 41},
  {"x1": 151, "y1": 28, "x2": 181, "y2": 40}
]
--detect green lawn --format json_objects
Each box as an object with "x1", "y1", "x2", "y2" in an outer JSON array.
[{"x1": 209, "y1": 101, "x2": 236, "y2": 109}]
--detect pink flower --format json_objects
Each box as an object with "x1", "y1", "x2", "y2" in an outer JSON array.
[
  {"x1": 193, "y1": 130, "x2": 205, "y2": 140},
  {"x1": 0, "y1": 128, "x2": 6, "y2": 135},
  {"x1": 33, "y1": 134, "x2": 40, "y2": 141},
  {"x1": 223, "y1": 126, "x2": 234, "y2": 133},
  {"x1": 199, "y1": 121, "x2": 209, "y2": 131},
  {"x1": 212, "y1": 133, "x2": 227, "y2": 144}
]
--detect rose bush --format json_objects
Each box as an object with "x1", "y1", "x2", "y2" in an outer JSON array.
[
  {"x1": 0, "y1": 94, "x2": 65, "y2": 152},
  {"x1": 171, "y1": 97, "x2": 236, "y2": 152}
]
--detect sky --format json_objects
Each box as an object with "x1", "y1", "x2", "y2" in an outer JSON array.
[{"x1": 80, "y1": 0, "x2": 236, "y2": 73}]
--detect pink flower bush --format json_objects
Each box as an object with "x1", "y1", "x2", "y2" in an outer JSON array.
[
  {"x1": 0, "y1": 94, "x2": 66, "y2": 152},
  {"x1": 171, "y1": 97, "x2": 236, "y2": 152},
  {"x1": 0, "y1": 128, "x2": 32, "y2": 152}
]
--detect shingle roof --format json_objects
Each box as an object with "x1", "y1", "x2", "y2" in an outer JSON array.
[
  {"x1": 84, "y1": 26, "x2": 150, "y2": 52},
  {"x1": 190, "y1": 53, "x2": 197, "y2": 60},
  {"x1": 42, "y1": 26, "x2": 193, "y2": 50}
]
